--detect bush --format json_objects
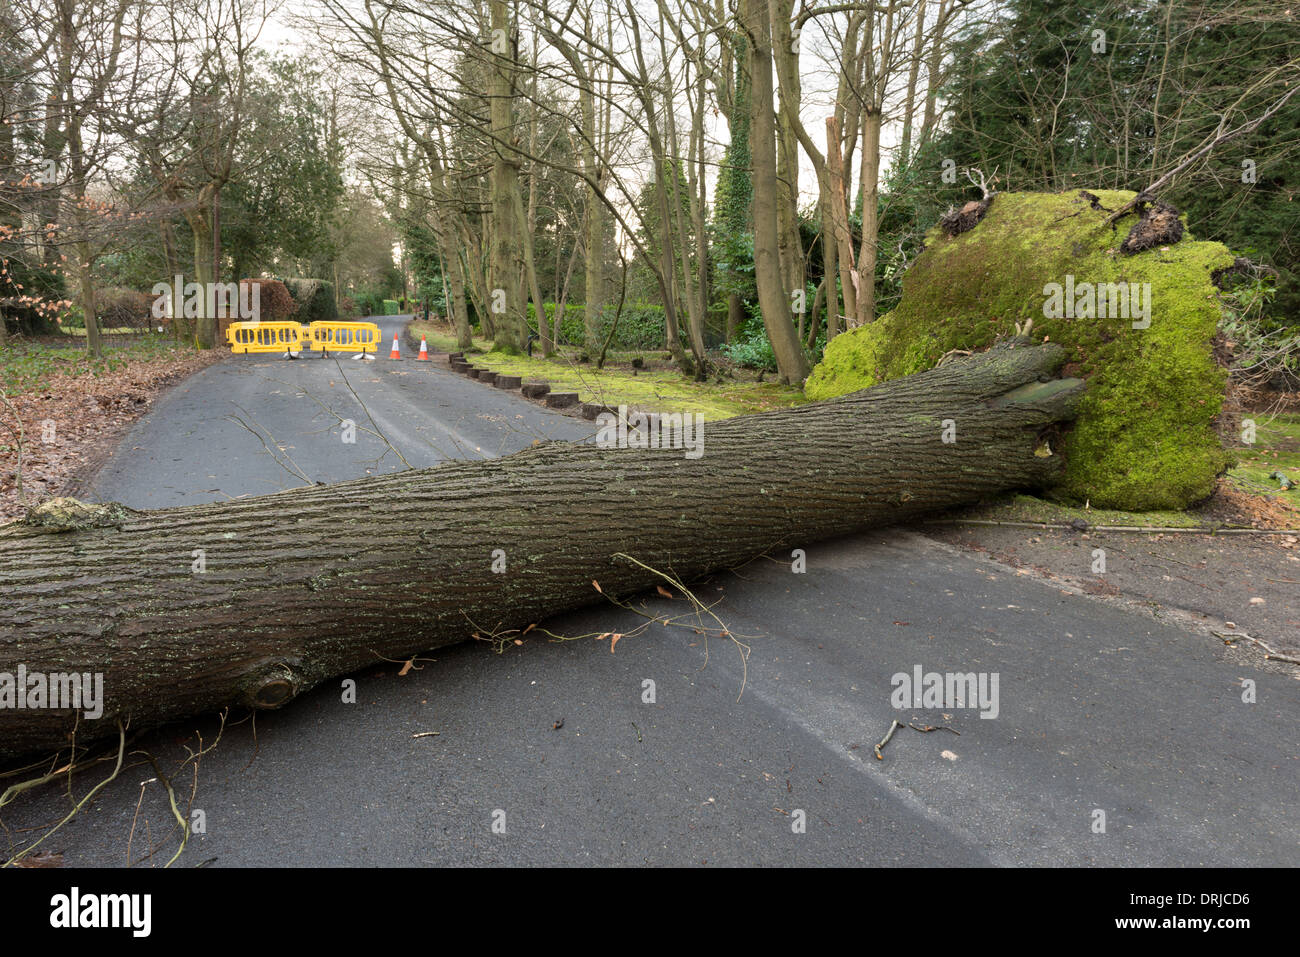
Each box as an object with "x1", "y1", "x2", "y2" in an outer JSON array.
[
  {"x1": 97, "y1": 288, "x2": 154, "y2": 328},
  {"x1": 527, "y1": 302, "x2": 668, "y2": 350},
  {"x1": 720, "y1": 320, "x2": 778, "y2": 371},
  {"x1": 351, "y1": 290, "x2": 385, "y2": 316},
  {"x1": 277, "y1": 277, "x2": 338, "y2": 323},
  {"x1": 239, "y1": 279, "x2": 298, "y2": 323},
  {"x1": 338, "y1": 295, "x2": 358, "y2": 319},
  {"x1": 383, "y1": 299, "x2": 400, "y2": 315}
]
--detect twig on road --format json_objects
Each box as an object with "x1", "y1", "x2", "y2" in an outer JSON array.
[{"x1": 874, "y1": 720, "x2": 902, "y2": 760}]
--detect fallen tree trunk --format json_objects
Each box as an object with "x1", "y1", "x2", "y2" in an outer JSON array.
[{"x1": 0, "y1": 341, "x2": 1084, "y2": 760}]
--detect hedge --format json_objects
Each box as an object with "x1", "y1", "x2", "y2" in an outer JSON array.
[{"x1": 276, "y1": 277, "x2": 338, "y2": 323}]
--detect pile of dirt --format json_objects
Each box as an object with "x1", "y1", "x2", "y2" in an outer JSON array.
[{"x1": 1197, "y1": 480, "x2": 1300, "y2": 529}]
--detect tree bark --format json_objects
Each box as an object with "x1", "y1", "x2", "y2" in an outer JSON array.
[
  {"x1": 487, "y1": 0, "x2": 527, "y2": 352},
  {"x1": 0, "y1": 342, "x2": 1083, "y2": 760},
  {"x1": 579, "y1": 51, "x2": 604, "y2": 358},
  {"x1": 741, "y1": 0, "x2": 809, "y2": 385},
  {"x1": 854, "y1": 108, "x2": 882, "y2": 327},
  {"x1": 826, "y1": 115, "x2": 857, "y2": 326}
]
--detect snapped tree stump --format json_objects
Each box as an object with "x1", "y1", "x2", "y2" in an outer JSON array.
[{"x1": 0, "y1": 341, "x2": 1084, "y2": 759}]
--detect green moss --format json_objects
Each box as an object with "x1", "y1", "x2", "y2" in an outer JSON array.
[{"x1": 806, "y1": 190, "x2": 1236, "y2": 511}]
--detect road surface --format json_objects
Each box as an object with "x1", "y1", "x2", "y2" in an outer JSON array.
[{"x1": 8, "y1": 317, "x2": 1297, "y2": 866}]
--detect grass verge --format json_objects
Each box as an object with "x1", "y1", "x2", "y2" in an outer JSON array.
[{"x1": 408, "y1": 319, "x2": 804, "y2": 420}]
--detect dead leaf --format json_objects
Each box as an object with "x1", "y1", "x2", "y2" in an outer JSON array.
[
  {"x1": 655, "y1": 585, "x2": 673, "y2": 599},
  {"x1": 398, "y1": 658, "x2": 414, "y2": 676},
  {"x1": 610, "y1": 633, "x2": 622, "y2": 653},
  {"x1": 592, "y1": 579, "x2": 603, "y2": 593},
  {"x1": 12, "y1": 851, "x2": 63, "y2": 868}
]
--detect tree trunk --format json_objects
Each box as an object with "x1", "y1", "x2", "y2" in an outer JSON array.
[
  {"x1": 488, "y1": 0, "x2": 526, "y2": 353},
  {"x1": 73, "y1": 239, "x2": 101, "y2": 358},
  {"x1": 0, "y1": 342, "x2": 1083, "y2": 760},
  {"x1": 742, "y1": 0, "x2": 809, "y2": 385},
  {"x1": 855, "y1": 108, "x2": 882, "y2": 327},
  {"x1": 770, "y1": 2, "x2": 804, "y2": 308},
  {"x1": 726, "y1": 293, "x2": 743, "y2": 343},
  {"x1": 526, "y1": 36, "x2": 551, "y2": 356},
  {"x1": 821, "y1": 186, "x2": 840, "y2": 342},
  {"x1": 899, "y1": 0, "x2": 928, "y2": 165},
  {"x1": 826, "y1": 116, "x2": 857, "y2": 335},
  {"x1": 187, "y1": 204, "x2": 216, "y2": 349},
  {"x1": 580, "y1": 63, "x2": 604, "y2": 358}
]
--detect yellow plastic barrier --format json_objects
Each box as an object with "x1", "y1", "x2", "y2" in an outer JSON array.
[
  {"x1": 307, "y1": 321, "x2": 382, "y2": 354},
  {"x1": 226, "y1": 322, "x2": 305, "y2": 354}
]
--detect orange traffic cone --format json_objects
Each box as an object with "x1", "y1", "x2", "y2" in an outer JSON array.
[
  {"x1": 416, "y1": 336, "x2": 430, "y2": 361},
  {"x1": 389, "y1": 334, "x2": 401, "y2": 360}
]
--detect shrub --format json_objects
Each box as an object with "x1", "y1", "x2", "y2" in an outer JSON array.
[
  {"x1": 383, "y1": 299, "x2": 400, "y2": 315},
  {"x1": 98, "y1": 288, "x2": 154, "y2": 328},
  {"x1": 239, "y1": 279, "x2": 298, "y2": 323},
  {"x1": 720, "y1": 319, "x2": 778, "y2": 371},
  {"x1": 277, "y1": 277, "x2": 338, "y2": 323},
  {"x1": 352, "y1": 290, "x2": 385, "y2": 316}
]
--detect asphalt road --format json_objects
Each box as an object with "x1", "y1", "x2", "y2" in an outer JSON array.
[{"x1": 8, "y1": 316, "x2": 1297, "y2": 866}]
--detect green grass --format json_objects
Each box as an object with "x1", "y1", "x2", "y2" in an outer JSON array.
[
  {"x1": 0, "y1": 334, "x2": 192, "y2": 394},
  {"x1": 413, "y1": 325, "x2": 491, "y2": 354},
  {"x1": 409, "y1": 320, "x2": 805, "y2": 420},
  {"x1": 1227, "y1": 412, "x2": 1300, "y2": 496}
]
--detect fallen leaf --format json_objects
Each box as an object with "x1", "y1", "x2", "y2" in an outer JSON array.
[
  {"x1": 12, "y1": 851, "x2": 63, "y2": 868},
  {"x1": 655, "y1": 585, "x2": 673, "y2": 599},
  {"x1": 941, "y1": 750, "x2": 958, "y2": 761},
  {"x1": 610, "y1": 633, "x2": 622, "y2": 652},
  {"x1": 398, "y1": 658, "x2": 414, "y2": 676}
]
